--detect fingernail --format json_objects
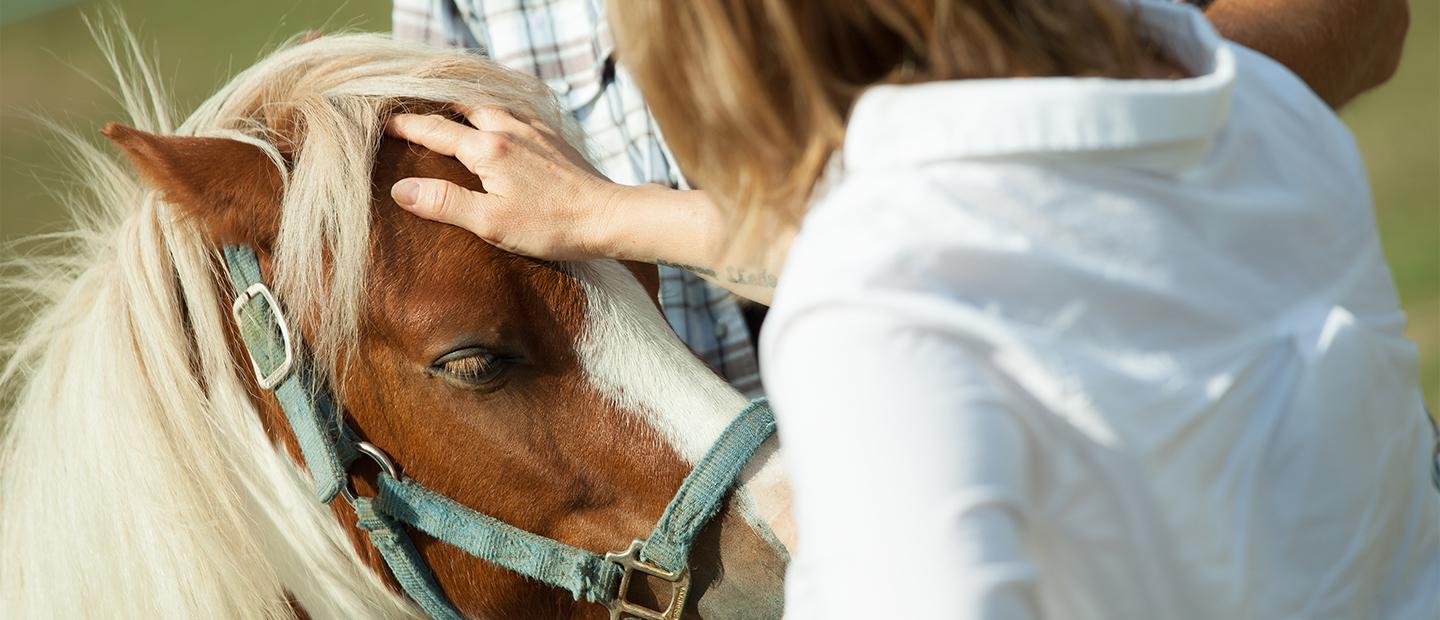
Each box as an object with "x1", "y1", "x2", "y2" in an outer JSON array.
[{"x1": 392, "y1": 179, "x2": 420, "y2": 207}]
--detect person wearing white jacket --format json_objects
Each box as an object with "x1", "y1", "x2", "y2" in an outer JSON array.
[{"x1": 386, "y1": 0, "x2": 1437, "y2": 617}]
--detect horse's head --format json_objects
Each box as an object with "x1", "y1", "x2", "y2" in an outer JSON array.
[{"x1": 92, "y1": 37, "x2": 788, "y2": 618}]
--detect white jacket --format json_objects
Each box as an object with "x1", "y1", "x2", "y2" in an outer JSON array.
[{"x1": 762, "y1": 2, "x2": 1439, "y2": 618}]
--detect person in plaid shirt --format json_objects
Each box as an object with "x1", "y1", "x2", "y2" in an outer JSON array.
[{"x1": 393, "y1": 0, "x2": 766, "y2": 397}]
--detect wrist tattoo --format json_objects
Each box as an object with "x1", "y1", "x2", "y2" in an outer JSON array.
[
  {"x1": 656, "y1": 258, "x2": 717, "y2": 277},
  {"x1": 656, "y1": 258, "x2": 779, "y2": 288},
  {"x1": 724, "y1": 266, "x2": 778, "y2": 288}
]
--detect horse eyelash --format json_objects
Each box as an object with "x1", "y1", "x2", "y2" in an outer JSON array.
[{"x1": 442, "y1": 354, "x2": 494, "y2": 379}]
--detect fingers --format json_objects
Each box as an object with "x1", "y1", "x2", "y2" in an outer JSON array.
[
  {"x1": 456, "y1": 104, "x2": 528, "y2": 132},
  {"x1": 385, "y1": 114, "x2": 470, "y2": 158},
  {"x1": 387, "y1": 113, "x2": 512, "y2": 175},
  {"x1": 390, "y1": 177, "x2": 493, "y2": 235},
  {"x1": 454, "y1": 103, "x2": 560, "y2": 141}
]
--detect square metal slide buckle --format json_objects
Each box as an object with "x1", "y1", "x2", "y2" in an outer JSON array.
[
  {"x1": 230, "y1": 282, "x2": 295, "y2": 391},
  {"x1": 603, "y1": 540, "x2": 691, "y2": 620}
]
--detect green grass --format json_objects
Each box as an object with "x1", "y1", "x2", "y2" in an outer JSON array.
[
  {"x1": 1, "y1": 1, "x2": 1437, "y2": 406},
  {"x1": 1339, "y1": 0, "x2": 1440, "y2": 408},
  {"x1": 1, "y1": 0, "x2": 389, "y2": 238}
]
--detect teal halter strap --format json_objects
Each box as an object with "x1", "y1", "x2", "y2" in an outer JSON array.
[
  {"x1": 221, "y1": 244, "x2": 776, "y2": 619},
  {"x1": 374, "y1": 474, "x2": 623, "y2": 603},
  {"x1": 225, "y1": 245, "x2": 349, "y2": 502},
  {"x1": 352, "y1": 496, "x2": 466, "y2": 620},
  {"x1": 643, "y1": 398, "x2": 776, "y2": 572}
]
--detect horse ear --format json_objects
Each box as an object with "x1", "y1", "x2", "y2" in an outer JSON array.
[{"x1": 102, "y1": 123, "x2": 283, "y2": 248}]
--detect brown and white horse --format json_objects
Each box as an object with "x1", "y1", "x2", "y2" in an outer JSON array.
[{"x1": 0, "y1": 31, "x2": 789, "y2": 618}]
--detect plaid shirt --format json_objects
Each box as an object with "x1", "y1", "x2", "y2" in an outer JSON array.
[{"x1": 393, "y1": 0, "x2": 764, "y2": 397}]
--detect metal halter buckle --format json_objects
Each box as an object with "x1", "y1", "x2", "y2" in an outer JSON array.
[
  {"x1": 342, "y1": 441, "x2": 401, "y2": 504},
  {"x1": 603, "y1": 540, "x2": 691, "y2": 620},
  {"x1": 230, "y1": 282, "x2": 294, "y2": 390}
]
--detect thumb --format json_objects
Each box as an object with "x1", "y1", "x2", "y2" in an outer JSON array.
[{"x1": 391, "y1": 178, "x2": 492, "y2": 235}]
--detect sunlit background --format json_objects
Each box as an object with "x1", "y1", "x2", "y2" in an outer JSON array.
[{"x1": 3, "y1": 1, "x2": 1436, "y2": 406}]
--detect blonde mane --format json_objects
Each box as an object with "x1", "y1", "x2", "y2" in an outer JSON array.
[{"x1": 0, "y1": 28, "x2": 579, "y2": 618}]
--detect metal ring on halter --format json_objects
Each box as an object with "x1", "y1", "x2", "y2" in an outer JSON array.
[{"x1": 342, "y1": 441, "x2": 401, "y2": 504}]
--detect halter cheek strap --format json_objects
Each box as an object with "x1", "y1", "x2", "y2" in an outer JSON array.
[
  {"x1": 223, "y1": 244, "x2": 776, "y2": 620},
  {"x1": 226, "y1": 245, "x2": 349, "y2": 503}
]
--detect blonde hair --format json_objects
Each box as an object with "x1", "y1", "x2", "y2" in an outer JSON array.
[
  {"x1": 0, "y1": 26, "x2": 575, "y2": 618},
  {"x1": 609, "y1": 0, "x2": 1142, "y2": 244}
]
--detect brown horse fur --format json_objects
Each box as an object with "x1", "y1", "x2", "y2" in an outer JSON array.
[{"x1": 103, "y1": 123, "x2": 782, "y2": 618}]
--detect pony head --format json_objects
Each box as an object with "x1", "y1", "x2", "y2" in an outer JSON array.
[{"x1": 1, "y1": 30, "x2": 790, "y2": 618}]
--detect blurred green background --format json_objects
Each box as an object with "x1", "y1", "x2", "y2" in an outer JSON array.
[{"x1": 2, "y1": 1, "x2": 1437, "y2": 405}]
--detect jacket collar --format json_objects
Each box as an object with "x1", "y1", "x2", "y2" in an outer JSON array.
[{"x1": 843, "y1": 0, "x2": 1236, "y2": 170}]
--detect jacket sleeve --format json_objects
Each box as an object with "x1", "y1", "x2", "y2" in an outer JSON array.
[{"x1": 765, "y1": 303, "x2": 1043, "y2": 619}]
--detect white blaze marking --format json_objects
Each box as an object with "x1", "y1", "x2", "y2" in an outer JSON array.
[{"x1": 569, "y1": 261, "x2": 790, "y2": 547}]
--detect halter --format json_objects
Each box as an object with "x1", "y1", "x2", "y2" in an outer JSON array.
[{"x1": 224, "y1": 245, "x2": 776, "y2": 620}]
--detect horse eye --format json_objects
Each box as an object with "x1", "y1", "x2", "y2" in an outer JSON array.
[{"x1": 433, "y1": 348, "x2": 504, "y2": 384}]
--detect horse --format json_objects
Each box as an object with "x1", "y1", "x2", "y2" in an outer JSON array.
[{"x1": 0, "y1": 30, "x2": 791, "y2": 619}]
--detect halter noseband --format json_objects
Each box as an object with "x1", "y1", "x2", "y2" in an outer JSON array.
[{"x1": 224, "y1": 244, "x2": 776, "y2": 620}]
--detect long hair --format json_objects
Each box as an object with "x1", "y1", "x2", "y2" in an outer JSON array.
[
  {"x1": 0, "y1": 26, "x2": 576, "y2": 617},
  {"x1": 608, "y1": 0, "x2": 1143, "y2": 252}
]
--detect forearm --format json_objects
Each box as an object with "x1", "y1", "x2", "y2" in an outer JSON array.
[
  {"x1": 598, "y1": 184, "x2": 793, "y2": 305},
  {"x1": 1204, "y1": 0, "x2": 1409, "y2": 108}
]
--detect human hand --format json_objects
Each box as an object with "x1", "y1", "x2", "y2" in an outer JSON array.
[
  {"x1": 387, "y1": 106, "x2": 791, "y2": 305},
  {"x1": 385, "y1": 106, "x2": 627, "y2": 260}
]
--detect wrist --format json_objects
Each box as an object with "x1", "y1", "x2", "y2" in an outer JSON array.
[
  {"x1": 592, "y1": 183, "x2": 719, "y2": 265},
  {"x1": 583, "y1": 181, "x2": 647, "y2": 260}
]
